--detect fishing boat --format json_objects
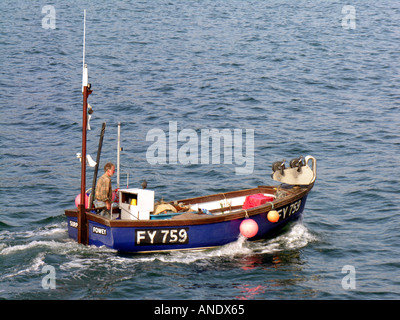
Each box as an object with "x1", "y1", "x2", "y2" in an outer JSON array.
[
  {"x1": 65, "y1": 169, "x2": 315, "y2": 253},
  {"x1": 64, "y1": 11, "x2": 317, "y2": 253}
]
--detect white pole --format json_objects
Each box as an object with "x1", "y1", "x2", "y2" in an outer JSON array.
[
  {"x1": 83, "y1": 9, "x2": 86, "y2": 70},
  {"x1": 117, "y1": 122, "x2": 121, "y2": 189},
  {"x1": 82, "y1": 9, "x2": 88, "y2": 92}
]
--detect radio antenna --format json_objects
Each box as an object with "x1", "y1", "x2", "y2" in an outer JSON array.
[
  {"x1": 82, "y1": 9, "x2": 88, "y2": 92},
  {"x1": 83, "y1": 9, "x2": 86, "y2": 70},
  {"x1": 78, "y1": 8, "x2": 92, "y2": 245}
]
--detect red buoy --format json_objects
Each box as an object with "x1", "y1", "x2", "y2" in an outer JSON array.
[
  {"x1": 240, "y1": 219, "x2": 259, "y2": 238},
  {"x1": 75, "y1": 193, "x2": 89, "y2": 209}
]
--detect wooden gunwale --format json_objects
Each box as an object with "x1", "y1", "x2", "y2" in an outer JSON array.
[{"x1": 65, "y1": 184, "x2": 313, "y2": 228}]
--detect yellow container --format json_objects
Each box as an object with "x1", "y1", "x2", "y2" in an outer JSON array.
[{"x1": 130, "y1": 199, "x2": 137, "y2": 206}]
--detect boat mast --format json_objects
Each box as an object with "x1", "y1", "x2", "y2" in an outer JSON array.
[
  {"x1": 78, "y1": 9, "x2": 92, "y2": 245},
  {"x1": 117, "y1": 122, "x2": 121, "y2": 189}
]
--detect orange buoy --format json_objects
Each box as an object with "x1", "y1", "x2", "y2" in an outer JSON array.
[
  {"x1": 240, "y1": 219, "x2": 259, "y2": 238},
  {"x1": 267, "y1": 210, "x2": 279, "y2": 223}
]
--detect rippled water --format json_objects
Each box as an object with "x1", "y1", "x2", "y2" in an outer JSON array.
[{"x1": 1, "y1": 0, "x2": 400, "y2": 300}]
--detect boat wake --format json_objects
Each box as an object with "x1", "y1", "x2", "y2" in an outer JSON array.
[
  {"x1": 0, "y1": 220, "x2": 316, "y2": 258},
  {"x1": 254, "y1": 222, "x2": 318, "y2": 254},
  {"x1": 138, "y1": 222, "x2": 317, "y2": 266},
  {"x1": 0, "y1": 220, "x2": 317, "y2": 299},
  {"x1": 0, "y1": 222, "x2": 113, "y2": 284}
]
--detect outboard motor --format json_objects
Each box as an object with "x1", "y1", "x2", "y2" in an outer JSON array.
[
  {"x1": 271, "y1": 155, "x2": 317, "y2": 185},
  {"x1": 289, "y1": 156, "x2": 305, "y2": 172},
  {"x1": 272, "y1": 159, "x2": 286, "y2": 176}
]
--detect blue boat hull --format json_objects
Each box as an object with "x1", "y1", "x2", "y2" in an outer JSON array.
[{"x1": 66, "y1": 186, "x2": 310, "y2": 253}]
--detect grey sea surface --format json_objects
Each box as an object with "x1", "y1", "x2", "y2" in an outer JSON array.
[{"x1": 0, "y1": 0, "x2": 399, "y2": 300}]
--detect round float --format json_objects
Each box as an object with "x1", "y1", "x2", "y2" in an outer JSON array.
[{"x1": 239, "y1": 219, "x2": 259, "y2": 238}]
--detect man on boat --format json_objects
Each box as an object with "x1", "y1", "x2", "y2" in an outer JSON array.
[{"x1": 94, "y1": 162, "x2": 115, "y2": 218}]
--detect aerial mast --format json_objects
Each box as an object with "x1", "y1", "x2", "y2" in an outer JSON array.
[{"x1": 78, "y1": 9, "x2": 92, "y2": 245}]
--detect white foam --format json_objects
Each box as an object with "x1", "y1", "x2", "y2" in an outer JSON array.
[
  {"x1": 0, "y1": 223, "x2": 67, "y2": 244},
  {"x1": 144, "y1": 235, "x2": 253, "y2": 265},
  {"x1": 257, "y1": 223, "x2": 317, "y2": 254},
  {"x1": 0, "y1": 240, "x2": 61, "y2": 256},
  {"x1": 61, "y1": 258, "x2": 102, "y2": 271},
  {"x1": 209, "y1": 234, "x2": 253, "y2": 257},
  {"x1": 1, "y1": 252, "x2": 46, "y2": 280},
  {"x1": 284, "y1": 223, "x2": 317, "y2": 249},
  {"x1": 0, "y1": 222, "x2": 317, "y2": 283},
  {"x1": 93, "y1": 224, "x2": 316, "y2": 268}
]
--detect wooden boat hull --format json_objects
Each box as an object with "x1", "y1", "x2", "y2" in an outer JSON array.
[{"x1": 65, "y1": 184, "x2": 312, "y2": 253}]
